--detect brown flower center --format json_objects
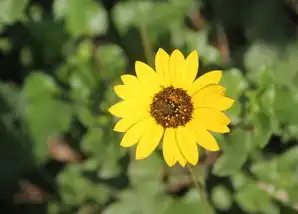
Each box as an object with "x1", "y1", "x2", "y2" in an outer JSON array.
[{"x1": 150, "y1": 87, "x2": 194, "y2": 128}]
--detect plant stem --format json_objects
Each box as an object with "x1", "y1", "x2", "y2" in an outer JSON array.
[
  {"x1": 187, "y1": 165, "x2": 212, "y2": 214},
  {"x1": 139, "y1": 24, "x2": 154, "y2": 66}
]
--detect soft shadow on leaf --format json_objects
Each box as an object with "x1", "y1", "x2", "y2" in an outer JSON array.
[{"x1": 213, "y1": 128, "x2": 252, "y2": 176}]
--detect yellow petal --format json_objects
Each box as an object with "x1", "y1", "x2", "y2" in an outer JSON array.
[
  {"x1": 135, "y1": 61, "x2": 161, "y2": 92},
  {"x1": 177, "y1": 157, "x2": 187, "y2": 167},
  {"x1": 195, "y1": 108, "x2": 231, "y2": 133},
  {"x1": 113, "y1": 85, "x2": 142, "y2": 100},
  {"x1": 136, "y1": 119, "x2": 164, "y2": 160},
  {"x1": 120, "y1": 117, "x2": 152, "y2": 147},
  {"x1": 114, "y1": 116, "x2": 148, "y2": 132},
  {"x1": 169, "y1": 49, "x2": 186, "y2": 87},
  {"x1": 182, "y1": 117, "x2": 218, "y2": 151},
  {"x1": 192, "y1": 85, "x2": 226, "y2": 108},
  {"x1": 214, "y1": 97, "x2": 235, "y2": 111},
  {"x1": 176, "y1": 127, "x2": 199, "y2": 165},
  {"x1": 192, "y1": 85, "x2": 235, "y2": 110},
  {"x1": 162, "y1": 128, "x2": 186, "y2": 167},
  {"x1": 121, "y1": 74, "x2": 139, "y2": 85},
  {"x1": 108, "y1": 100, "x2": 149, "y2": 118},
  {"x1": 162, "y1": 128, "x2": 176, "y2": 166},
  {"x1": 182, "y1": 50, "x2": 199, "y2": 86},
  {"x1": 155, "y1": 48, "x2": 170, "y2": 86},
  {"x1": 196, "y1": 127, "x2": 220, "y2": 151},
  {"x1": 188, "y1": 70, "x2": 222, "y2": 95},
  {"x1": 119, "y1": 75, "x2": 156, "y2": 99}
]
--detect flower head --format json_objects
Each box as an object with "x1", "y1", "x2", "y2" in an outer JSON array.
[{"x1": 109, "y1": 49, "x2": 234, "y2": 167}]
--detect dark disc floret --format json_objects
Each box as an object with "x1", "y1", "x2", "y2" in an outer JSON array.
[{"x1": 150, "y1": 87, "x2": 194, "y2": 128}]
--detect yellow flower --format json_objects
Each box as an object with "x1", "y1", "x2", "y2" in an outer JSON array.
[{"x1": 109, "y1": 48, "x2": 234, "y2": 167}]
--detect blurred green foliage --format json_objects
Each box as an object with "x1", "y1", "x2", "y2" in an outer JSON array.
[{"x1": 1, "y1": 0, "x2": 298, "y2": 213}]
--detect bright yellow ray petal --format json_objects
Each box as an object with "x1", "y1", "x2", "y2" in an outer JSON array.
[
  {"x1": 196, "y1": 127, "x2": 220, "y2": 151},
  {"x1": 136, "y1": 119, "x2": 164, "y2": 160},
  {"x1": 177, "y1": 157, "x2": 187, "y2": 167},
  {"x1": 162, "y1": 128, "x2": 177, "y2": 166},
  {"x1": 162, "y1": 128, "x2": 187, "y2": 167},
  {"x1": 192, "y1": 84, "x2": 234, "y2": 111},
  {"x1": 169, "y1": 49, "x2": 186, "y2": 87},
  {"x1": 192, "y1": 84, "x2": 226, "y2": 108},
  {"x1": 113, "y1": 85, "x2": 143, "y2": 100},
  {"x1": 119, "y1": 74, "x2": 157, "y2": 99},
  {"x1": 176, "y1": 127, "x2": 199, "y2": 165},
  {"x1": 182, "y1": 50, "x2": 199, "y2": 86},
  {"x1": 120, "y1": 117, "x2": 152, "y2": 147},
  {"x1": 155, "y1": 48, "x2": 170, "y2": 86},
  {"x1": 182, "y1": 116, "x2": 218, "y2": 151},
  {"x1": 135, "y1": 61, "x2": 161, "y2": 93},
  {"x1": 113, "y1": 115, "x2": 148, "y2": 132},
  {"x1": 214, "y1": 96, "x2": 235, "y2": 111},
  {"x1": 188, "y1": 70, "x2": 222, "y2": 95},
  {"x1": 195, "y1": 108, "x2": 231, "y2": 133},
  {"x1": 121, "y1": 74, "x2": 139, "y2": 85},
  {"x1": 108, "y1": 100, "x2": 149, "y2": 118}
]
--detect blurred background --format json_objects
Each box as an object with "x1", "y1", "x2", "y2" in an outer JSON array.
[{"x1": 1, "y1": 0, "x2": 298, "y2": 213}]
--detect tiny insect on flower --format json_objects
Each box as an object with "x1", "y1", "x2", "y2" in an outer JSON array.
[{"x1": 109, "y1": 48, "x2": 235, "y2": 167}]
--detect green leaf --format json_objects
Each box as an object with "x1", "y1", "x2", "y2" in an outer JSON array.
[
  {"x1": 58, "y1": 164, "x2": 112, "y2": 205},
  {"x1": 96, "y1": 138, "x2": 123, "y2": 179},
  {"x1": 102, "y1": 201, "x2": 139, "y2": 214},
  {"x1": 25, "y1": 99, "x2": 73, "y2": 162},
  {"x1": 185, "y1": 29, "x2": 221, "y2": 64},
  {"x1": 231, "y1": 173, "x2": 252, "y2": 190},
  {"x1": 277, "y1": 147, "x2": 298, "y2": 187},
  {"x1": 213, "y1": 128, "x2": 252, "y2": 176},
  {"x1": 26, "y1": 17, "x2": 68, "y2": 63},
  {"x1": 211, "y1": 185, "x2": 232, "y2": 211},
  {"x1": 53, "y1": 0, "x2": 68, "y2": 20},
  {"x1": 273, "y1": 86, "x2": 298, "y2": 125},
  {"x1": 0, "y1": 38, "x2": 12, "y2": 53},
  {"x1": 196, "y1": 30, "x2": 221, "y2": 64},
  {"x1": 128, "y1": 153, "x2": 163, "y2": 186},
  {"x1": 75, "y1": 105, "x2": 97, "y2": 128},
  {"x1": 288, "y1": 185, "x2": 298, "y2": 202},
  {"x1": 272, "y1": 43, "x2": 298, "y2": 88},
  {"x1": 0, "y1": 119, "x2": 34, "y2": 184},
  {"x1": 81, "y1": 128, "x2": 105, "y2": 155},
  {"x1": 164, "y1": 189, "x2": 214, "y2": 214},
  {"x1": 75, "y1": 39, "x2": 93, "y2": 63},
  {"x1": 259, "y1": 84, "x2": 276, "y2": 117},
  {"x1": 20, "y1": 46, "x2": 33, "y2": 67},
  {"x1": 103, "y1": 187, "x2": 172, "y2": 214},
  {"x1": 97, "y1": 159, "x2": 122, "y2": 179},
  {"x1": 0, "y1": 83, "x2": 23, "y2": 115},
  {"x1": 53, "y1": 0, "x2": 108, "y2": 37},
  {"x1": 284, "y1": 124, "x2": 298, "y2": 140},
  {"x1": 251, "y1": 159, "x2": 279, "y2": 186},
  {"x1": 244, "y1": 42, "x2": 278, "y2": 73},
  {"x1": 81, "y1": 128, "x2": 123, "y2": 178},
  {"x1": 0, "y1": 0, "x2": 28, "y2": 24},
  {"x1": 112, "y1": 1, "x2": 137, "y2": 35},
  {"x1": 112, "y1": 1, "x2": 190, "y2": 36},
  {"x1": 69, "y1": 67, "x2": 93, "y2": 102},
  {"x1": 235, "y1": 183, "x2": 279, "y2": 214},
  {"x1": 215, "y1": 68, "x2": 247, "y2": 123},
  {"x1": 23, "y1": 72, "x2": 72, "y2": 163},
  {"x1": 250, "y1": 112, "x2": 273, "y2": 148},
  {"x1": 23, "y1": 72, "x2": 60, "y2": 100},
  {"x1": 95, "y1": 44, "x2": 127, "y2": 81},
  {"x1": 251, "y1": 147, "x2": 298, "y2": 190},
  {"x1": 221, "y1": 68, "x2": 248, "y2": 99},
  {"x1": 28, "y1": 4, "x2": 43, "y2": 22}
]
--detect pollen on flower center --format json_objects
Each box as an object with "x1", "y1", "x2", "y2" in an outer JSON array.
[{"x1": 150, "y1": 87, "x2": 194, "y2": 128}]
